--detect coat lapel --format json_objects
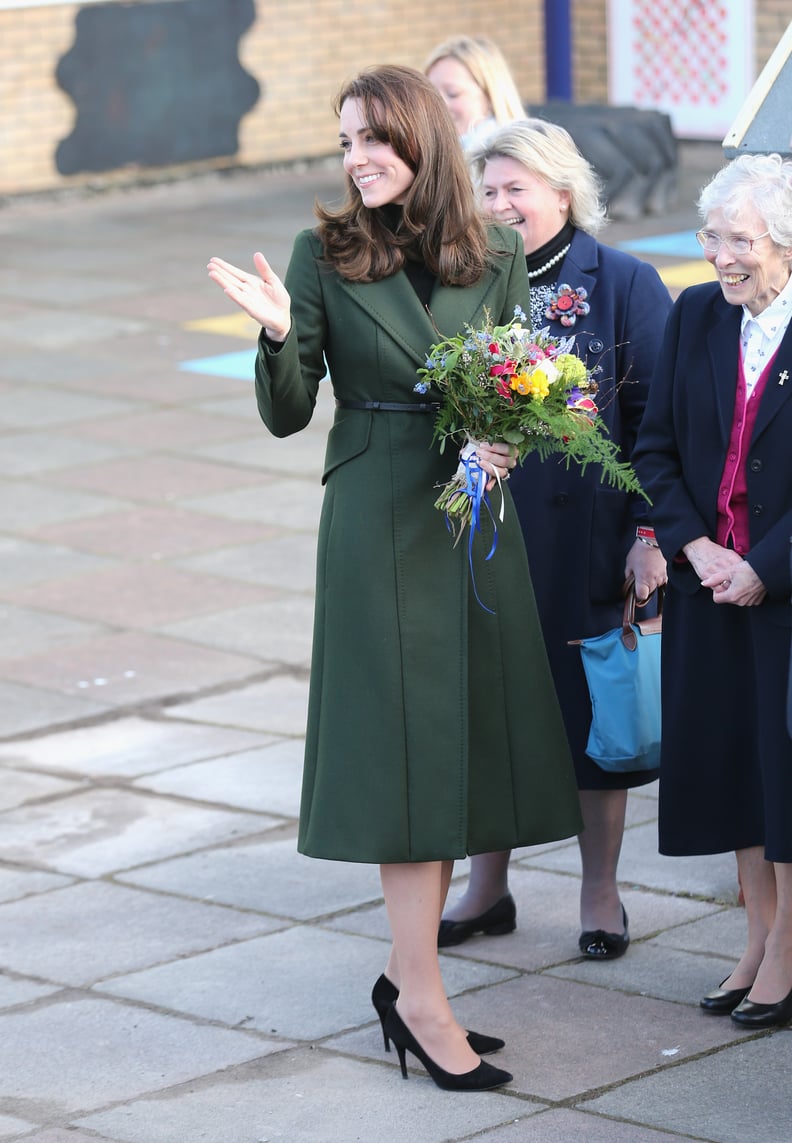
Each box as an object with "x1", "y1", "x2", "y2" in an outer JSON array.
[
  {"x1": 706, "y1": 296, "x2": 742, "y2": 442},
  {"x1": 336, "y1": 239, "x2": 516, "y2": 364},
  {"x1": 752, "y1": 321, "x2": 792, "y2": 443},
  {"x1": 558, "y1": 231, "x2": 598, "y2": 305}
]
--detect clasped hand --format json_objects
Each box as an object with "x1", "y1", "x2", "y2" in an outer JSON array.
[
  {"x1": 475, "y1": 442, "x2": 517, "y2": 489},
  {"x1": 207, "y1": 253, "x2": 291, "y2": 343},
  {"x1": 684, "y1": 536, "x2": 766, "y2": 607}
]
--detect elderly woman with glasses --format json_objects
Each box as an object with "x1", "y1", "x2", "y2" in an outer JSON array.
[{"x1": 634, "y1": 152, "x2": 792, "y2": 1028}]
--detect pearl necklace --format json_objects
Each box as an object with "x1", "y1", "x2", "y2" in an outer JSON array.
[{"x1": 526, "y1": 243, "x2": 571, "y2": 281}]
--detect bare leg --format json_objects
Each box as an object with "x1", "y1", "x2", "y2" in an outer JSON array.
[
  {"x1": 386, "y1": 859, "x2": 453, "y2": 986},
  {"x1": 746, "y1": 860, "x2": 792, "y2": 1003},
  {"x1": 442, "y1": 850, "x2": 511, "y2": 921},
  {"x1": 380, "y1": 861, "x2": 478, "y2": 1074},
  {"x1": 578, "y1": 788, "x2": 628, "y2": 933},
  {"x1": 721, "y1": 846, "x2": 775, "y2": 991}
]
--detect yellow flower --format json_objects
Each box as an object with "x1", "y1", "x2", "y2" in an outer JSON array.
[{"x1": 511, "y1": 370, "x2": 550, "y2": 400}]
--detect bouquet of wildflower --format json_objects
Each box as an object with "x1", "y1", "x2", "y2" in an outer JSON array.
[{"x1": 415, "y1": 306, "x2": 647, "y2": 543}]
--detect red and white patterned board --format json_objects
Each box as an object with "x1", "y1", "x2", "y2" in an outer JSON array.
[{"x1": 608, "y1": 0, "x2": 755, "y2": 139}]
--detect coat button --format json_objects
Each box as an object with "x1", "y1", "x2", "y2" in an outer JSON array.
[
  {"x1": 587, "y1": 338, "x2": 604, "y2": 354},
  {"x1": 749, "y1": 458, "x2": 763, "y2": 472},
  {"x1": 752, "y1": 504, "x2": 764, "y2": 515},
  {"x1": 553, "y1": 492, "x2": 569, "y2": 506}
]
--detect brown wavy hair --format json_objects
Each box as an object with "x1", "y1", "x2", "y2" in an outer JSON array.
[{"x1": 316, "y1": 65, "x2": 488, "y2": 285}]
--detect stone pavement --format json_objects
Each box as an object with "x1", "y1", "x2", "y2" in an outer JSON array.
[{"x1": 0, "y1": 142, "x2": 790, "y2": 1143}]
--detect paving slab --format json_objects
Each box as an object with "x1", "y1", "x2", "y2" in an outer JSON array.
[
  {"x1": 527, "y1": 819, "x2": 740, "y2": 902},
  {"x1": 35, "y1": 505, "x2": 275, "y2": 560},
  {"x1": 0, "y1": 385, "x2": 141, "y2": 428},
  {"x1": 649, "y1": 903, "x2": 749, "y2": 957},
  {"x1": 0, "y1": 630, "x2": 262, "y2": 708},
  {"x1": 180, "y1": 477, "x2": 324, "y2": 532},
  {"x1": 165, "y1": 675, "x2": 310, "y2": 736},
  {"x1": 0, "y1": 867, "x2": 73, "y2": 904},
  {"x1": 0, "y1": 976, "x2": 60, "y2": 1010},
  {"x1": 0, "y1": 604, "x2": 109, "y2": 661},
  {"x1": 582, "y1": 1034, "x2": 792, "y2": 1143},
  {"x1": 436, "y1": 975, "x2": 748, "y2": 1103},
  {"x1": 545, "y1": 939, "x2": 738, "y2": 1005},
  {"x1": 74, "y1": 1052, "x2": 532, "y2": 1143},
  {"x1": 0, "y1": 1116, "x2": 36, "y2": 1140},
  {"x1": 10, "y1": 1132, "x2": 124, "y2": 1143},
  {"x1": 3, "y1": 562, "x2": 275, "y2": 629},
  {"x1": 0, "y1": 537, "x2": 114, "y2": 590},
  {"x1": 437, "y1": 865, "x2": 720, "y2": 972},
  {"x1": 0, "y1": 716, "x2": 270, "y2": 778},
  {"x1": 0, "y1": 433, "x2": 136, "y2": 477},
  {"x1": 116, "y1": 836, "x2": 381, "y2": 919},
  {"x1": 159, "y1": 595, "x2": 314, "y2": 666},
  {"x1": 0, "y1": 881, "x2": 280, "y2": 986},
  {"x1": 0, "y1": 787, "x2": 275, "y2": 876},
  {"x1": 0, "y1": 766, "x2": 80, "y2": 812},
  {"x1": 0, "y1": 995, "x2": 273, "y2": 1116},
  {"x1": 131, "y1": 738, "x2": 304, "y2": 815},
  {"x1": 474, "y1": 1108, "x2": 693, "y2": 1141},
  {"x1": 0, "y1": 483, "x2": 130, "y2": 533},
  {"x1": 176, "y1": 533, "x2": 319, "y2": 592},
  {"x1": 51, "y1": 454, "x2": 268, "y2": 502},
  {"x1": 97, "y1": 927, "x2": 397, "y2": 1039},
  {"x1": 0, "y1": 680, "x2": 110, "y2": 740}
]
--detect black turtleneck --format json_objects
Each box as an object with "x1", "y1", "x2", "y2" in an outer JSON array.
[
  {"x1": 524, "y1": 220, "x2": 576, "y2": 286},
  {"x1": 378, "y1": 204, "x2": 436, "y2": 307}
]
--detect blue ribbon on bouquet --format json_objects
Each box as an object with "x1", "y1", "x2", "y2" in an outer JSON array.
[{"x1": 458, "y1": 448, "x2": 498, "y2": 614}]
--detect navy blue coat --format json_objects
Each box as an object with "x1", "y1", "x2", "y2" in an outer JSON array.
[
  {"x1": 634, "y1": 281, "x2": 792, "y2": 622},
  {"x1": 632, "y1": 281, "x2": 792, "y2": 860},
  {"x1": 510, "y1": 228, "x2": 672, "y2": 787}
]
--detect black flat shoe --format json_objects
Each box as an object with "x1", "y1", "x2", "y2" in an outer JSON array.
[
  {"x1": 371, "y1": 974, "x2": 504, "y2": 1055},
  {"x1": 700, "y1": 979, "x2": 752, "y2": 1015},
  {"x1": 579, "y1": 904, "x2": 630, "y2": 960},
  {"x1": 437, "y1": 894, "x2": 516, "y2": 948},
  {"x1": 384, "y1": 1004, "x2": 512, "y2": 1091},
  {"x1": 731, "y1": 986, "x2": 792, "y2": 1028}
]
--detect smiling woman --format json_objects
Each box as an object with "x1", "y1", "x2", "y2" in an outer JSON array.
[
  {"x1": 633, "y1": 151, "x2": 792, "y2": 1029},
  {"x1": 208, "y1": 64, "x2": 581, "y2": 1093}
]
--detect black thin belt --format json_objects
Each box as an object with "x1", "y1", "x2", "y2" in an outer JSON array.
[{"x1": 336, "y1": 399, "x2": 440, "y2": 413}]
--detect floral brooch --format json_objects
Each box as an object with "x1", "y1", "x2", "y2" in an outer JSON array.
[{"x1": 545, "y1": 284, "x2": 590, "y2": 328}]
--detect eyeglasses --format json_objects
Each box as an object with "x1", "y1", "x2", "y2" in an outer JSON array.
[{"x1": 695, "y1": 229, "x2": 771, "y2": 256}]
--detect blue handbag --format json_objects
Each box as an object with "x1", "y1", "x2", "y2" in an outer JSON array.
[{"x1": 569, "y1": 581, "x2": 663, "y2": 773}]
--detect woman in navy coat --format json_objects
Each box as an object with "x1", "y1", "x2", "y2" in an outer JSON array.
[
  {"x1": 634, "y1": 153, "x2": 792, "y2": 1028},
  {"x1": 439, "y1": 120, "x2": 670, "y2": 957}
]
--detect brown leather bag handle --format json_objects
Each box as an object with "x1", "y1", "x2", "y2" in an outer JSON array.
[{"x1": 621, "y1": 576, "x2": 663, "y2": 651}]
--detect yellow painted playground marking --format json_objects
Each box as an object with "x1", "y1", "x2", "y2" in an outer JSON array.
[
  {"x1": 184, "y1": 312, "x2": 260, "y2": 339},
  {"x1": 658, "y1": 260, "x2": 717, "y2": 290}
]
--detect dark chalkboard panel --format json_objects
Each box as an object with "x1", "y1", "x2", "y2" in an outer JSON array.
[{"x1": 56, "y1": 0, "x2": 260, "y2": 175}]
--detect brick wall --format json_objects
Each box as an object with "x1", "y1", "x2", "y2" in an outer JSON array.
[
  {"x1": 0, "y1": 0, "x2": 544, "y2": 196},
  {"x1": 571, "y1": 0, "x2": 608, "y2": 101},
  {"x1": 0, "y1": 0, "x2": 787, "y2": 196}
]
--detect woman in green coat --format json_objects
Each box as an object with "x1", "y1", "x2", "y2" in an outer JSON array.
[{"x1": 209, "y1": 65, "x2": 581, "y2": 1092}]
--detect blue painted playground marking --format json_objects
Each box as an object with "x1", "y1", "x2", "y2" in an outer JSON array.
[
  {"x1": 179, "y1": 349, "x2": 257, "y2": 380},
  {"x1": 618, "y1": 230, "x2": 702, "y2": 259}
]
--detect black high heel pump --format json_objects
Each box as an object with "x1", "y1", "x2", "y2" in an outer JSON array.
[
  {"x1": 371, "y1": 974, "x2": 504, "y2": 1055},
  {"x1": 383, "y1": 1004, "x2": 512, "y2": 1091}
]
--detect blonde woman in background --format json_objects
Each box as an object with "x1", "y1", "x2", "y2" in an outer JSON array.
[{"x1": 424, "y1": 35, "x2": 524, "y2": 147}]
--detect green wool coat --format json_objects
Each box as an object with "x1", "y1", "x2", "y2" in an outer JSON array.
[{"x1": 256, "y1": 225, "x2": 582, "y2": 863}]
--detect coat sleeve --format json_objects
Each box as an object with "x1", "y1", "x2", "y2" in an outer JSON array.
[
  {"x1": 632, "y1": 295, "x2": 713, "y2": 564},
  {"x1": 613, "y1": 259, "x2": 673, "y2": 523},
  {"x1": 254, "y1": 230, "x2": 328, "y2": 438}
]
